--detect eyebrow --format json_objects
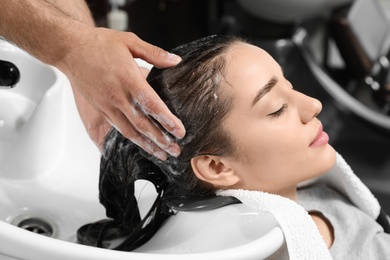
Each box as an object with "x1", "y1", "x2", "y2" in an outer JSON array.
[{"x1": 252, "y1": 76, "x2": 278, "y2": 106}]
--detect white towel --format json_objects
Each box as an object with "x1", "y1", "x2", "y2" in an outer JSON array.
[
  {"x1": 314, "y1": 153, "x2": 380, "y2": 218},
  {"x1": 216, "y1": 152, "x2": 381, "y2": 260}
]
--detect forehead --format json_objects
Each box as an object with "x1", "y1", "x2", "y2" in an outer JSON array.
[
  {"x1": 221, "y1": 43, "x2": 282, "y2": 97},
  {"x1": 225, "y1": 43, "x2": 280, "y2": 79}
]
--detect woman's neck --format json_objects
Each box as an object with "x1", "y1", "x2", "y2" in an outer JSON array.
[
  {"x1": 277, "y1": 186, "x2": 298, "y2": 201},
  {"x1": 309, "y1": 211, "x2": 334, "y2": 248}
]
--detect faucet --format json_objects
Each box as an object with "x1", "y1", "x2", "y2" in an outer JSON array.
[{"x1": 0, "y1": 60, "x2": 20, "y2": 88}]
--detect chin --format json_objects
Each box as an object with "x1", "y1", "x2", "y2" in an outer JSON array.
[
  {"x1": 317, "y1": 144, "x2": 337, "y2": 175},
  {"x1": 298, "y1": 146, "x2": 337, "y2": 187}
]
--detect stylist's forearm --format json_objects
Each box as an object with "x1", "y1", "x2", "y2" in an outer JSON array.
[
  {"x1": 0, "y1": 0, "x2": 92, "y2": 66},
  {"x1": 44, "y1": 0, "x2": 95, "y2": 26}
]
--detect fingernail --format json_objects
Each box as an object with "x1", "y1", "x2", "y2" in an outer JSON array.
[
  {"x1": 168, "y1": 53, "x2": 182, "y2": 63},
  {"x1": 172, "y1": 127, "x2": 186, "y2": 139},
  {"x1": 154, "y1": 150, "x2": 168, "y2": 161},
  {"x1": 167, "y1": 143, "x2": 181, "y2": 157}
]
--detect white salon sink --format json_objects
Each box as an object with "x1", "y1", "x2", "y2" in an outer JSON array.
[
  {"x1": 0, "y1": 41, "x2": 56, "y2": 140},
  {"x1": 0, "y1": 39, "x2": 284, "y2": 260}
]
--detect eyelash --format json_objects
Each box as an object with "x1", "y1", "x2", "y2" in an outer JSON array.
[{"x1": 268, "y1": 103, "x2": 288, "y2": 118}]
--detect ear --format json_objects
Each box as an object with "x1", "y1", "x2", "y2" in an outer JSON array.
[{"x1": 191, "y1": 155, "x2": 240, "y2": 188}]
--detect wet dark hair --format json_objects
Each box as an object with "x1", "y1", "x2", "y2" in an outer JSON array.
[{"x1": 77, "y1": 35, "x2": 245, "y2": 251}]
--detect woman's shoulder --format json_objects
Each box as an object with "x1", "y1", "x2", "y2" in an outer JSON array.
[{"x1": 298, "y1": 182, "x2": 390, "y2": 258}]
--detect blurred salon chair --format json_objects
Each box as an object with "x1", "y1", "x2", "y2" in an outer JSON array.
[
  {"x1": 329, "y1": 0, "x2": 390, "y2": 114},
  {"x1": 236, "y1": 0, "x2": 352, "y2": 24}
]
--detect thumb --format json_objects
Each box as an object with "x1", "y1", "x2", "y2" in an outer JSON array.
[{"x1": 126, "y1": 33, "x2": 181, "y2": 68}]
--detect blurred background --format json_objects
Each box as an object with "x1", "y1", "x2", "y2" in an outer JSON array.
[{"x1": 87, "y1": 0, "x2": 390, "y2": 213}]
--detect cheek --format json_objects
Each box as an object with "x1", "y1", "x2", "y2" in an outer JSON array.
[
  {"x1": 243, "y1": 124, "x2": 302, "y2": 156},
  {"x1": 237, "y1": 124, "x2": 308, "y2": 175},
  {"x1": 235, "y1": 127, "x2": 289, "y2": 168}
]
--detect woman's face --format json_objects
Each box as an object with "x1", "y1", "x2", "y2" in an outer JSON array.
[{"x1": 221, "y1": 43, "x2": 336, "y2": 198}]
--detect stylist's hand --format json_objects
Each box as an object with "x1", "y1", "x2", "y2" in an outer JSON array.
[{"x1": 58, "y1": 27, "x2": 185, "y2": 160}]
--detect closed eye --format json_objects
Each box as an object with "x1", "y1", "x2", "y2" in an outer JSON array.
[{"x1": 268, "y1": 103, "x2": 288, "y2": 118}]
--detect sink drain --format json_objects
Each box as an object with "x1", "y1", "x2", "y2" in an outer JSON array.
[{"x1": 14, "y1": 217, "x2": 55, "y2": 237}]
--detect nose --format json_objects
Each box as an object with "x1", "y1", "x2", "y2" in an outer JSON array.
[{"x1": 297, "y1": 92, "x2": 322, "y2": 124}]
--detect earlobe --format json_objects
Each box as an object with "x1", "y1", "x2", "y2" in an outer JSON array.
[{"x1": 191, "y1": 155, "x2": 240, "y2": 188}]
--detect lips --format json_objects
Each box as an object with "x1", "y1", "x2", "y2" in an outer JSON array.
[{"x1": 309, "y1": 124, "x2": 329, "y2": 147}]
